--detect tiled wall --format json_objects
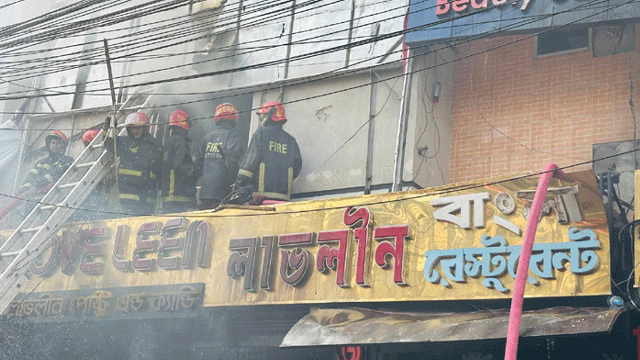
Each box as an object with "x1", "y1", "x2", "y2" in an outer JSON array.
[{"x1": 450, "y1": 27, "x2": 640, "y2": 182}]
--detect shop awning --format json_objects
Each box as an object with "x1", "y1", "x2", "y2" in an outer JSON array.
[{"x1": 280, "y1": 306, "x2": 629, "y2": 347}]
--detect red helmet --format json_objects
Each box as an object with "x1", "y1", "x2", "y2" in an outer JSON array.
[
  {"x1": 169, "y1": 109, "x2": 189, "y2": 130},
  {"x1": 256, "y1": 101, "x2": 286, "y2": 123},
  {"x1": 47, "y1": 130, "x2": 68, "y2": 143},
  {"x1": 214, "y1": 103, "x2": 238, "y2": 124},
  {"x1": 82, "y1": 129, "x2": 100, "y2": 145},
  {"x1": 124, "y1": 112, "x2": 150, "y2": 127},
  {"x1": 45, "y1": 130, "x2": 68, "y2": 152}
]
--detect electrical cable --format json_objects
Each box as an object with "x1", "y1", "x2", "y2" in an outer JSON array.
[
  {"x1": 0, "y1": 0, "x2": 28, "y2": 10},
  {"x1": 0, "y1": 0, "x2": 631, "y2": 184},
  {"x1": 0, "y1": 0, "x2": 614, "y2": 102},
  {"x1": 0, "y1": 0, "x2": 345, "y2": 83},
  {"x1": 0, "y1": 0, "x2": 296, "y2": 56},
  {"x1": 0, "y1": 0, "x2": 608, "y2": 95},
  {"x1": 0, "y1": 0, "x2": 400, "y2": 60},
  {"x1": 1, "y1": 0, "x2": 596, "y2": 87},
  {"x1": 2, "y1": 0, "x2": 638, "y2": 304},
  {"x1": 0, "y1": 0, "x2": 188, "y2": 47},
  {"x1": 0, "y1": 0, "x2": 400, "y2": 81},
  {"x1": 1, "y1": 142, "x2": 640, "y2": 219},
  {"x1": 0, "y1": 0, "x2": 584, "y2": 82},
  {"x1": 0, "y1": 0, "x2": 623, "y2": 133}
]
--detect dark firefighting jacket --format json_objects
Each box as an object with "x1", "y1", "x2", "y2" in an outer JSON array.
[
  {"x1": 197, "y1": 123, "x2": 243, "y2": 202},
  {"x1": 237, "y1": 123, "x2": 302, "y2": 201},
  {"x1": 161, "y1": 128, "x2": 199, "y2": 205},
  {"x1": 20, "y1": 152, "x2": 74, "y2": 193},
  {"x1": 104, "y1": 132, "x2": 163, "y2": 205}
]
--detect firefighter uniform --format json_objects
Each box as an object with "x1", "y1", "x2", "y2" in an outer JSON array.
[
  {"x1": 161, "y1": 110, "x2": 199, "y2": 214},
  {"x1": 20, "y1": 130, "x2": 73, "y2": 216},
  {"x1": 20, "y1": 153, "x2": 73, "y2": 194},
  {"x1": 197, "y1": 103, "x2": 244, "y2": 209},
  {"x1": 237, "y1": 123, "x2": 302, "y2": 201},
  {"x1": 104, "y1": 112, "x2": 163, "y2": 216}
]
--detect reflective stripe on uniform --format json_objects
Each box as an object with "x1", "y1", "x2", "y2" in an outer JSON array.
[
  {"x1": 163, "y1": 195, "x2": 192, "y2": 203},
  {"x1": 119, "y1": 168, "x2": 142, "y2": 177},
  {"x1": 258, "y1": 162, "x2": 265, "y2": 193},
  {"x1": 253, "y1": 191, "x2": 290, "y2": 201},
  {"x1": 169, "y1": 169, "x2": 175, "y2": 196},
  {"x1": 119, "y1": 193, "x2": 140, "y2": 201},
  {"x1": 287, "y1": 167, "x2": 293, "y2": 199},
  {"x1": 238, "y1": 169, "x2": 253, "y2": 178}
]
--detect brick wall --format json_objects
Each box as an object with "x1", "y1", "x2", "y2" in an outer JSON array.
[{"x1": 450, "y1": 26, "x2": 640, "y2": 182}]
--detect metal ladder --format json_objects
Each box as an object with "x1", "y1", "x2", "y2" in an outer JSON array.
[
  {"x1": 0, "y1": 128, "x2": 113, "y2": 313},
  {"x1": 0, "y1": 89, "x2": 156, "y2": 315}
]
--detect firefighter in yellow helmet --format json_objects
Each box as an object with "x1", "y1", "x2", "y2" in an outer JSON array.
[
  {"x1": 234, "y1": 101, "x2": 302, "y2": 204},
  {"x1": 103, "y1": 111, "x2": 163, "y2": 216},
  {"x1": 20, "y1": 130, "x2": 74, "y2": 216},
  {"x1": 161, "y1": 109, "x2": 200, "y2": 214},
  {"x1": 196, "y1": 103, "x2": 244, "y2": 209}
]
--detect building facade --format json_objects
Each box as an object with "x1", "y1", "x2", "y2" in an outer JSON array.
[{"x1": 2, "y1": 0, "x2": 640, "y2": 359}]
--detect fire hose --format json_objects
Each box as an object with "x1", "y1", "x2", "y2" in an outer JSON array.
[{"x1": 0, "y1": 184, "x2": 54, "y2": 222}]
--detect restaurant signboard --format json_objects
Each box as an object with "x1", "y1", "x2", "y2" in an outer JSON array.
[{"x1": 14, "y1": 171, "x2": 609, "y2": 307}]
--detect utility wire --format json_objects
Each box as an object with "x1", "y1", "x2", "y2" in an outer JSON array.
[
  {"x1": 0, "y1": 0, "x2": 611, "y2": 100},
  {"x1": 0, "y1": 0, "x2": 605, "y2": 88},
  {"x1": 0, "y1": 145, "x2": 637, "y2": 219},
  {"x1": 0, "y1": 0, "x2": 28, "y2": 10},
  {"x1": 0, "y1": 0, "x2": 594, "y2": 84},
  {"x1": 0, "y1": 0, "x2": 622, "y2": 134},
  {"x1": 0, "y1": 0, "x2": 635, "y2": 219},
  {"x1": 0, "y1": 0, "x2": 337, "y2": 82}
]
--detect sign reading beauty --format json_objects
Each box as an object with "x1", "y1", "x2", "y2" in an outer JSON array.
[
  {"x1": 405, "y1": 0, "x2": 640, "y2": 46},
  {"x1": 22, "y1": 170, "x2": 610, "y2": 306},
  {"x1": 435, "y1": 0, "x2": 532, "y2": 17}
]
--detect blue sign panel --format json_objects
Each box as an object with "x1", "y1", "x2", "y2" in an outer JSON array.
[{"x1": 406, "y1": 0, "x2": 640, "y2": 45}]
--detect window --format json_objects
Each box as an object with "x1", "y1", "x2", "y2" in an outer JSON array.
[{"x1": 535, "y1": 28, "x2": 591, "y2": 57}]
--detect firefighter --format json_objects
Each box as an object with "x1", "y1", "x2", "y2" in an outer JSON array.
[
  {"x1": 161, "y1": 109, "x2": 199, "y2": 214},
  {"x1": 197, "y1": 103, "x2": 243, "y2": 209},
  {"x1": 74, "y1": 129, "x2": 112, "y2": 220},
  {"x1": 20, "y1": 130, "x2": 74, "y2": 216},
  {"x1": 103, "y1": 111, "x2": 163, "y2": 216},
  {"x1": 234, "y1": 101, "x2": 302, "y2": 204}
]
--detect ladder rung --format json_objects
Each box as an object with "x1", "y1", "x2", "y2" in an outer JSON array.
[
  {"x1": 0, "y1": 251, "x2": 20, "y2": 258},
  {"x1": 39, "y1": 204, "x2": 59, "y2": 211},
  {"x1": 76, "y1": 161, "x2": 97, "y2": 169},
  {"x1": 91, "y1": 142, "x2": 104, "y2": 149},
  {"x1": 20, "y1": 226, "x2": 41, "y2": 234},
  {"x1": 59, "y1": 182, "x2": 80, "y2": 189}
]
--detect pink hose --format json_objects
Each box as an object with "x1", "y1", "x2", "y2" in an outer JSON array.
[
  {"x1": 504, "y1": 163, "x2": 562, "y2": 360},
  {"x1": 0, "y1": 184, "x2": 53, "y2": 222}
]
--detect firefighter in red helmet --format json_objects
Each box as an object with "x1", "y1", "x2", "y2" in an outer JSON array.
[
  {"x1": 75, "y1": 128, "x2": 112, "y2": 220},
  {"x1": 20, "y1": 130, "x2": 74, "y2": 216},
  {"x1": 196, "y1": 103, "x2": 244, "y2": 209},
  {"x1": 81, "y1": 128, "x2": 101, "y2": 147},
  {"x1": 160, "y1": 109, "x2": 200, "y2": 214},
  {"x1": 234, "y1": 101, "x2": 302, "y2": 204},
  {"x1": 103, "y1": 111, "x2": 163, "y2": 216}
]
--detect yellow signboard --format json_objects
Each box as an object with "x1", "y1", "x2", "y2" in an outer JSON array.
[{"x1": 22, "y1": 170, "x2": 610, "y2": 306}]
